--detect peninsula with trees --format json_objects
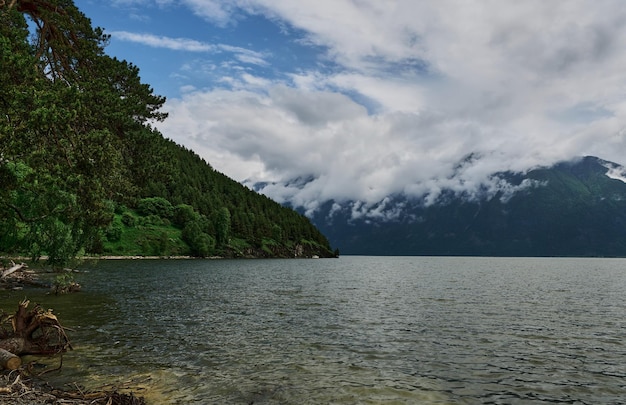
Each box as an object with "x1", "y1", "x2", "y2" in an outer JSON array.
[{"x1": 0, "y1": 0, "x2": 336, "y2": 265}]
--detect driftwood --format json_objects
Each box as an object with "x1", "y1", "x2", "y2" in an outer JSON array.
[
  {"x1": 0, "y1": 300, "x2": 71, "y2": 362},
  {"x1": 0, "y1": 349, "x2": 20, "y2": 370},
  {"x1": 0, "y1": 372, "x2": 148, "y2": 404},
  {"x1": 1, "y1": 263, "x2": 26, "y2": 279},
  {"x1": 0, "y1": 263, "x2": 41, "y2": 290},
  {"x1": 0, "y1": 301, "x2": 146, "y2": 404}
]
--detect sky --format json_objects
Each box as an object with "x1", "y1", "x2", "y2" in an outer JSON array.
[{"x1": 76, "y1": 0, "x2": 626, "y2": 215}]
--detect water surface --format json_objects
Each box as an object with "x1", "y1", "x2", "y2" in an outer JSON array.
[{"x1": 2, "y1": 256, "x2": 626, "y2": 404}]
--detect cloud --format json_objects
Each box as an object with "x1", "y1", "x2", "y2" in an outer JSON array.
[
  {"x1": 158, "y1": 85, "x2": 556, "y2": 209},
  {"x1": 217, "y1": 45, "x2": 270, "y2": 66},
  {"x1": 154, "y1": 0, "x2": 626, "y2": 218},
  {"x1": 111, "y1": 31, "x2": 215, "y2": 52},
  {"x1": 604, "y1": 161, "x2": 626, "y2": 184},
  {"x1": 111, "y1": 31, "x2": 270, "y2": 67},
  {"x1": 180, "y1": 0, "x2": 238, "y2": 26}
]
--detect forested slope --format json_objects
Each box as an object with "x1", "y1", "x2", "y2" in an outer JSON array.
[{"x1": 0, "y1": 1, "x2": 335, "y2": 264}]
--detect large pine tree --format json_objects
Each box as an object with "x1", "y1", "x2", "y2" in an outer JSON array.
[{"x1": 0, "y1": 1, "x2": 167, "y2": 264}]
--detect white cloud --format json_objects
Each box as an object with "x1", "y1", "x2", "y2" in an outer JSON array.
[
  {"x1": 158, "y1": 85, "x2": 554, "y2": 209},
  {"x1": 111, "y1": 31, "x2": 214, "y2": 52},
  {"x1": 155, "y1": 0, "x2": 626, "y2": 217},
  {"x1": 216, "y1": 45, "x2": 270, "y2": 66},
  {"x1": 180, "y1": 0, "x2": 237, "y2": 26},
  {"x1": 604, "y1": 162, "x2": 626, "y2": 183},
  {"x1": 111, "y1": 31, "x2": 270, "y2": 67}
]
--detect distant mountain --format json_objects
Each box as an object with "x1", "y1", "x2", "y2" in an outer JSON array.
[{"x1": 302, "y1": 156, "x2": 626, "y2": 256}]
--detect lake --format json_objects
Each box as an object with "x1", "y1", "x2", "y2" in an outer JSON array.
[{"x1": 2, "y1": 256, "x2": 626, "y2": 404}]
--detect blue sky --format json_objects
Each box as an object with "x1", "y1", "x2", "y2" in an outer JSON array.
[
  {"x1": 78, "y1": 1, "x2": 327, "y2": 98},
  {"x1": 75, "y1": 0, "x2": 626, "y2": 217}
]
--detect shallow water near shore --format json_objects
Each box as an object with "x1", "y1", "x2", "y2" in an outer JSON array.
[{"x1": 2, "y1": 256, "x2": 626, "y2": 404}]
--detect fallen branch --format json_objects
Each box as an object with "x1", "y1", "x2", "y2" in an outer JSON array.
[
  {"x1": 1, "y1": 262, "x2": 26, "y2": 279},
  {"x1": 0, "y1": 372, "x2": 148, "y2": 404}
]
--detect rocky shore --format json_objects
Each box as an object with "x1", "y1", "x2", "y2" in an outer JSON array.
[{"x1": 0, "y1": 263, "x2": 147, "y2": 405}]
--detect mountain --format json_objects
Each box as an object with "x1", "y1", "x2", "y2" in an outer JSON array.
[
  {"x1": 301, "y1": 156, "x2": 626, "y2": 257},
  {"x1": 103, "y1": 139, "x2": 337, "y2": 259}
]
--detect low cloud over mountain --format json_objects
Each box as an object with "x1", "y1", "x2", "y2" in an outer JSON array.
[
  {"x1": 259, "y1": 156, "x2": 626, "y2": 257},
  {"x1": 153, "y1": 1, "x2": 626, "y2": 217}
]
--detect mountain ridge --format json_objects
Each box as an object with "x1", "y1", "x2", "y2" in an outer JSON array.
[{"x1": 280, "y1": 156, "x2": 626, "y2": 257}]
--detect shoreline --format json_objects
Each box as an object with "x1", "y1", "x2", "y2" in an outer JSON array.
[
  {"x1": 0, "y1": 264, "x2": 149, "y2": 404},
  {"x1": 83, "y1": 255, "x2": 205, "y2": 260},
  {"x1": 2, "y1": 255, "x2": 221, "y2": 262},
  {"x1": 0, "y1": 372, "x2": 146, "y2": 405},
  {"x1": 2, "y1": 254, "x2": 328, "y2": 262}
]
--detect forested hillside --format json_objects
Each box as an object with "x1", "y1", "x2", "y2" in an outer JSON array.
[{"x1": 0, "y1": 1, "x2": 335, "y2": 264}]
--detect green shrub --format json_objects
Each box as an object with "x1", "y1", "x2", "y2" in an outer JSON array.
[
  {"x1": 137, "y1": 197, "x2": 174, "y2": 219},
  {"x1": 143, "y1": 215, "x2": 165, "y2": 226},
  {"x1": 53, "y1": 272, "x2": 80, "y2": 294},
  {"x1": 114, "y1": 203, "x2": 127, "y2": 215},
  {"x1": 182, "y1": 220, "x2": 215, "y2": 257},
  {"x1": 121, "y1": 211, "x2": 136, "y2": 227},
  {"x1": 173, "y1": 204, "x2": 199, "y2": 228},
  {"x1": 106, "y1": 223, "x2": 122, "y2": 242}
]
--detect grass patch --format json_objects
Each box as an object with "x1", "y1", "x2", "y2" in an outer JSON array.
[{"x1": 103, "y1": 211, "x2": 189, "y2": 256}]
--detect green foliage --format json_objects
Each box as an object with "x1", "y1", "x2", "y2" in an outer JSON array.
[
  {"x1": 173, "y1": 204, "x2": 199, "y2": 228},
  {"x1": 53, "y1": 272, "x2": 74, "y2": 289},
  {"x1": 182, "y1": 220, "x2": 215, "y2": 257},
  {"x1": 121, "y1": 211, "x2": 137, "y2": 227},
  {"x1": 214, "y1": 207, "x2": 231, "y2": 248},
  {"x1": 0, "y1": 2, "x2": 167, "y2": 264},
  {"x1": 158, "y1": 231, "x2": 170, "y2": 256},
  {"x1": 53, "y1": 271, "x2": 81, "y2": 294},
  {"x1": 140, "y1": 215, "x2": 169, "y2": 227},
  {"x1": 271, "y1": 224, "x2": 283, "y2": 242},
  {"x1": 105, "y1": 221, "x2": 123, "y2": 242},
  {"x1": 102, "y1": 211, "x2": 187, "y2": 257},
  {"x1": 137, "y1": 197, "x2": 174, "y2": 219}
]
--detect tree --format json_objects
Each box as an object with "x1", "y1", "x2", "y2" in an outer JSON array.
[
  {"x1": 0, "y1": 1, "x2": 167, "y2": 265},
  {"x1": 137, "y1": 197, "x2": 174, "y2": 219},
  {"x1": 173, "y1": 204, "x2": 199, "y2": 228},
  {"x1": 1, "y1": 1, "x2": 337, "y2": 262},
  {"x1": 214, "y1": 207, "x2": 231, "y2": 248},
  {"x1": 182, "y1": 220, "x2": 214, "y2": 257},
  {"x1": 271, "y1": 224, "x2": 283, "y2": 242}
]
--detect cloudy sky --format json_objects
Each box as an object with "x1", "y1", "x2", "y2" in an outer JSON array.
[{"x1": 77, "y1": 0, "x2": 626, "y2": 213}]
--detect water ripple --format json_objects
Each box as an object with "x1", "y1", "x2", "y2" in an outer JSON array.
[{"x1": 3, "y1": 257, "x2": 625, "y2": 403}]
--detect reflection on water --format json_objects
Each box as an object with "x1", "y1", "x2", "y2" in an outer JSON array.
[{"x1": 2, "y1": 256, "x2": 626, "y2": 404}]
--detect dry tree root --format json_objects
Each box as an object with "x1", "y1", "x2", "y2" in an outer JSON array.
[
  {"x1": 0, "y1": 301, "x2": 147, "y2": 404},
  {"x1": 0, "y1": 299, "x2": 72, "y2": 359}
]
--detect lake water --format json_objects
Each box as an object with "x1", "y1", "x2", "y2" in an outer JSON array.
[{"x1": 2, "y1": 256, "x2": 626, "y2": 404}]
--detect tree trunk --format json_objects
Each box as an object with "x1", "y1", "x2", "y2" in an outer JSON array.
[
  {"x1": 0, "y1": 337, "x2": 30, "y2": 355},
  {"x1": 0, "y1": 348, "x2": 21, "y2": 370}
]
